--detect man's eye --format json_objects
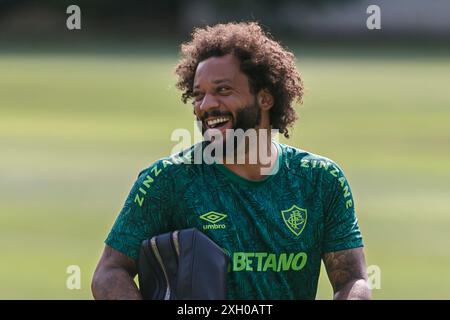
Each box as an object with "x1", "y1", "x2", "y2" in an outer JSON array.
[{"x1": 217, "y1": 87, "x2": 231, "y2": 94}]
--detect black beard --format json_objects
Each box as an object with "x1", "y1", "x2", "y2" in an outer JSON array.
[
  {"x1": 234, "y1": 99, "x2": 261, "y2": 131},
  {"x1": 201, "y1": 99, "x2": 262, "y2": 160},
  {"x1": 227, "y1": 99, "x2": 261, "y2": 159}
]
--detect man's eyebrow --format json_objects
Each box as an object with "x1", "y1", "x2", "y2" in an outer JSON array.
[
  {"x1": 212, "y1": 78, "x2": 232, "y2": 84},
  {"x1": 194, "y1": 78, "x2": 232, "y2": 89}
]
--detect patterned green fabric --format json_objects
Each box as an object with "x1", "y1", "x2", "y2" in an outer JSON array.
[{"x1": 105, "y1": 141, "x2": 363, "y2": 299}]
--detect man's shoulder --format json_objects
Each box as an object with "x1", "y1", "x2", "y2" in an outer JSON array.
[
  {"x1": 279, "y1": 142, "x2": 338, "y2": 167},
  {"x1": 278, "y1": 143, "x2": 346, "y2": 182},
  {"x1": 137, "y1": 143, "x2": 204, "y2": 181}
]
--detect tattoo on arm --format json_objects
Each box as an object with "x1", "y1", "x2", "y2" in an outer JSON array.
[
  {"x1": 322, "y1": 248, "x2": 371, "y2": 299},
  {"x1": 93, "y1": 267, "x2": 142, "y2": 300},
  {"x1": 92, "y1": 246, "x2": 142, "y2": 300}
]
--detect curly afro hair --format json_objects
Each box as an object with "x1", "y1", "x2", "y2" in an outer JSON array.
[{"x1": 175, "y1": 21, "x2": 304, "y2": 138}]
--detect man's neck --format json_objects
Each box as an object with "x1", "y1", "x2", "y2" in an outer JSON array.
[{"x1": 222, "y1": 140, "x2": 278, "y2": 181}]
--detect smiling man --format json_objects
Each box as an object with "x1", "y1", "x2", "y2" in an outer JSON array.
[{"x1": 92, "y1": 22, "x2": 371, "y2": 300}]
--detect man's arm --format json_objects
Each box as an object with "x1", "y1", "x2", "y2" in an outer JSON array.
[
  {"x1": 322, "y1": 247, "x2": 372, "y2": 300},
  {"x1": 91, "y1": 245, "x2": 142, "y2": 300}
]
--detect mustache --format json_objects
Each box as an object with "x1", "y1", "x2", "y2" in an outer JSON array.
[{"x1": 198, "y1": 110, "x2": 233, "y2": 122}]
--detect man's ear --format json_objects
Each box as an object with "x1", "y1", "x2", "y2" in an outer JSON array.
[{"x1": 257, "y1": 89, "x2": 274, "y2": 111}]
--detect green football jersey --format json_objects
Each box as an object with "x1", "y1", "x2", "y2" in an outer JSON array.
[{"x1": 105, "y1": 141, "x2": 363, "y2": 299}]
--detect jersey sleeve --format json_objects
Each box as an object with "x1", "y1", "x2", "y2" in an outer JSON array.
[
  {"x1": 105, "y1": 161, "x2": 173, "y2": 260},
  {"x1": 321, "y1": 161, "x2": 364, "y2": 253}
]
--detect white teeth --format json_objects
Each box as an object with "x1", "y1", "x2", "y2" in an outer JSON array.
[{"x1": 206, "y1": 117, "x2": 230, "y2": 127}]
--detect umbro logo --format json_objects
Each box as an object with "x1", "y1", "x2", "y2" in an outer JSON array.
[{"x1": 199, "y1": 211, "x2": 227, "y2": 230}]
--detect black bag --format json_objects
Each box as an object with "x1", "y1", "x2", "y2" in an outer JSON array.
[{"x1": 138, "y1": 228, "x2": 228, "y2": 300}]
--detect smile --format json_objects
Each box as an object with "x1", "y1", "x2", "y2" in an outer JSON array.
[{"x1": 205, "y1": 116, "x2": 232, "y2": 129}]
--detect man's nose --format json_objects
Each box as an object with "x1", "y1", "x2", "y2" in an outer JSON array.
[{"x1": 198, "y1": 93, "x2": 219, "y2": 114}]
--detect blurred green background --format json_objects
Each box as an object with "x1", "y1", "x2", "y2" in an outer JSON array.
[{"x1": 1, "y1": 47, "x2": 449, "y2": 299}]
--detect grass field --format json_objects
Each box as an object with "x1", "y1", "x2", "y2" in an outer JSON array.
[{"x1": 1, "y1": 48, "x2": 449, "y2": 299}]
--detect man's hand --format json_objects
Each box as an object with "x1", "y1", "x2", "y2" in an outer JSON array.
[
  {"x1": 322, "y1": 247, "x2": 372, "y2": 300},
  {"x1": 91, "y1": 245, "x2": 143, "y2": 300}
]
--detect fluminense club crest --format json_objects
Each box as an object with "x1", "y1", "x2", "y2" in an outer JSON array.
[{"x1": 281, "y1": 205, "x2": 307, "y2": 237}]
